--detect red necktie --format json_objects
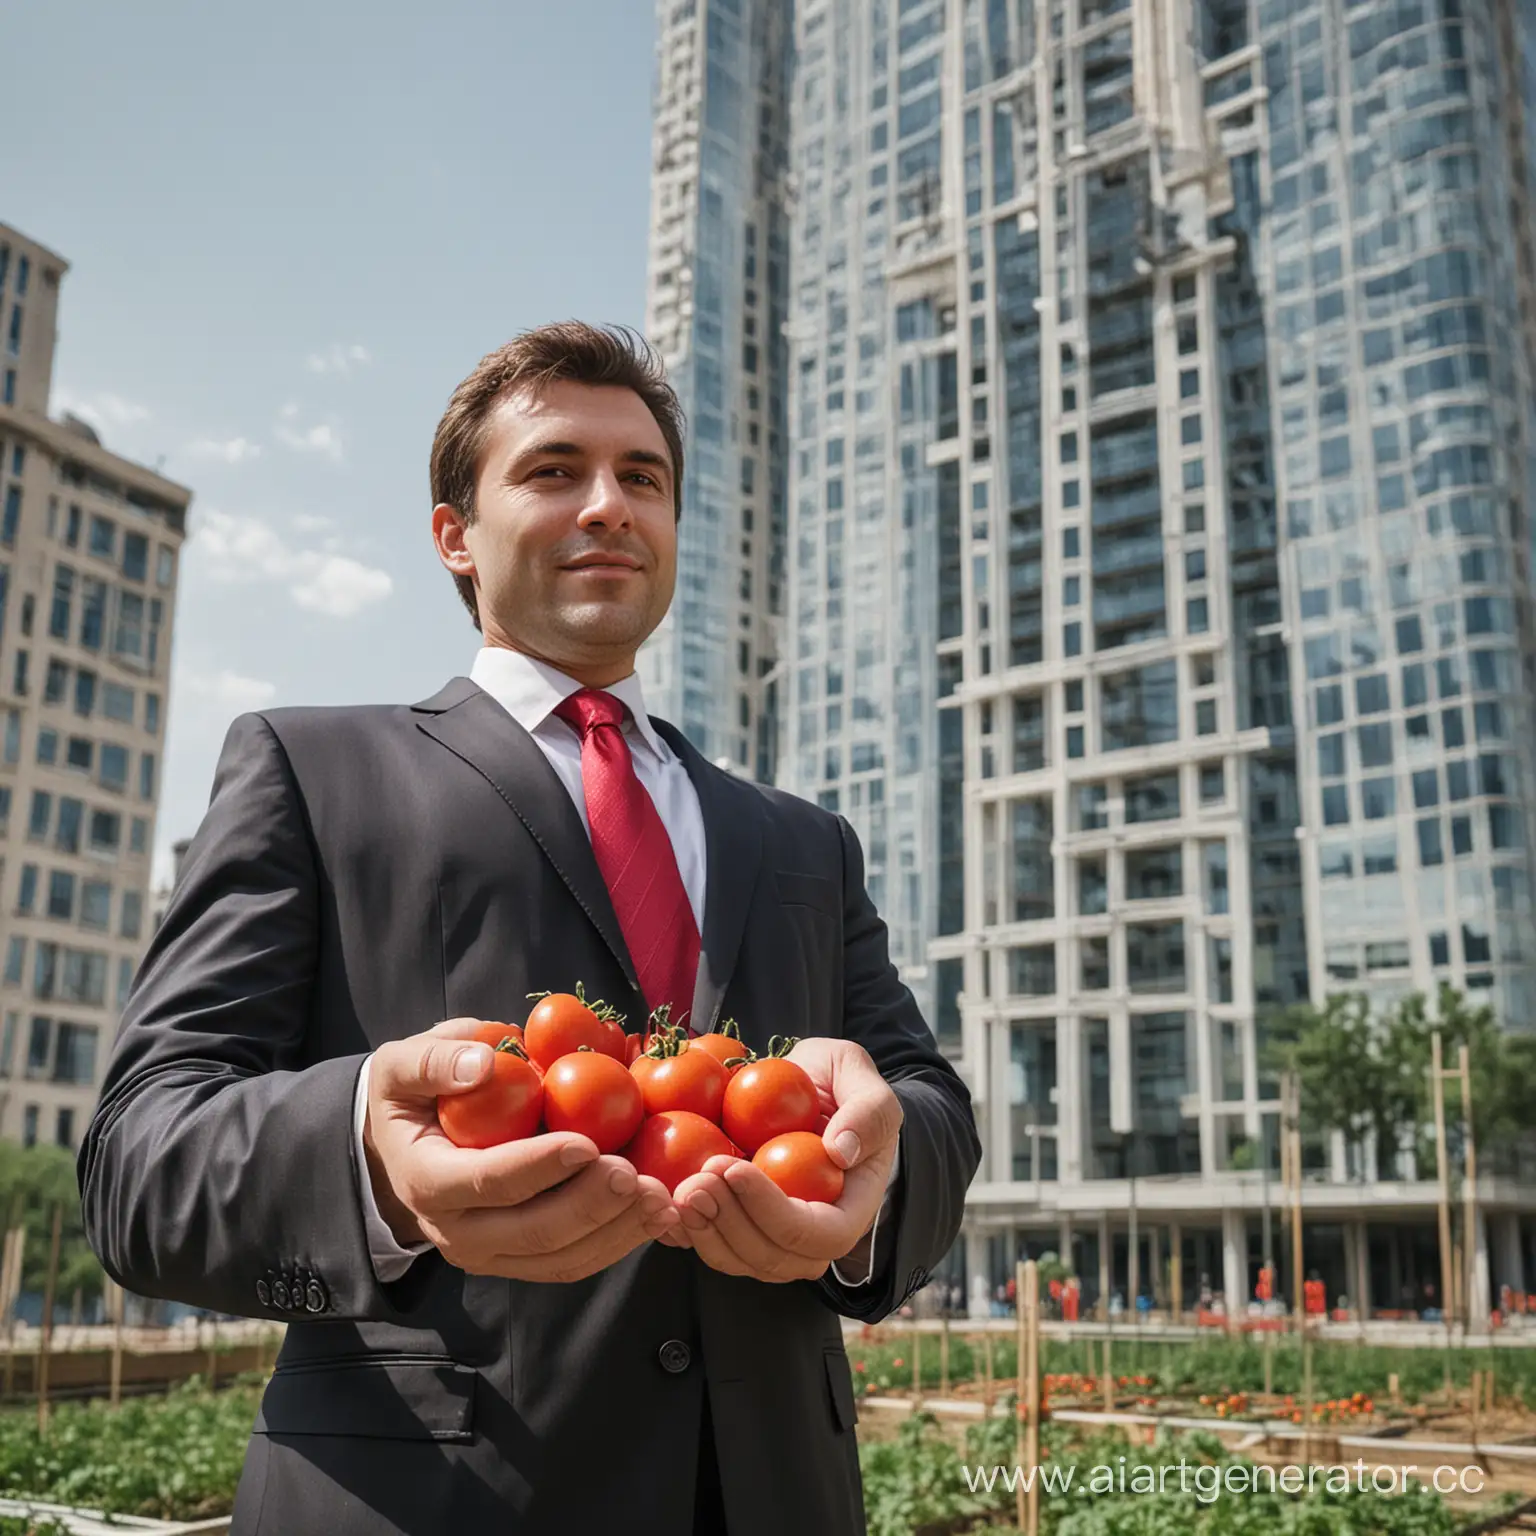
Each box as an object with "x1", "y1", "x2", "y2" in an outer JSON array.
[{"x1": 554, "y1": 688, "x2": 702, "y2": 1034}]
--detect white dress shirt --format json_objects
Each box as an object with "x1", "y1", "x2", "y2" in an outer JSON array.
[{"x1": 355, "y1": 646, "x2": 895, "y2": 1285}]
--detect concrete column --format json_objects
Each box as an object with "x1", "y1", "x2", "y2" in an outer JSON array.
[
  {"x1": 1352, "y1": 1221, "x2": 1372, "y2": 1320},
  {"x1": 966, "y1": 1229, "x2": 991, "y2": 1318},
  {"x1": 1471, "y1": 1207, "x2": 1491, "y2": 1330},
  {"x1": 1495, "y1": 1212, "x2": 1526, "y2": 1300},
  {"x1": 1221, "y1": 1207, "x2": 1247, "y2": 1315},
  {"x1": 1170, "y1": 1222, "x2": 1183, "y2": 1319},
  {"x1": 1098, "y1": 1211, "x2": 1111, "y2": 1316}
]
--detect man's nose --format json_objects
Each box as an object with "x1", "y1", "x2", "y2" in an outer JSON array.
[{"x1": 577, "y1": 469, "x2": 634, "y2": 530}]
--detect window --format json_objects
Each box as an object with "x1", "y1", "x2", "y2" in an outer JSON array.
[
  {"x1": 103, "y1": 682, "x2": 134, "y2": 722},
  {"x1": 139, "y1": 752, "x2": 156, "y2": 799},
  {"x1": 16, "y1": 864, "x2": 37, "y2": 913},
  {"x1": 66, "y1": 736, "x2": 94, "y2": 772},
  {"x1": 1199, "y1": 763, "x2": 1225, "y2": 803},
  {"x1": 73, "y1": 668, "x2": 96, "y2": 718},
  {"x1": 88, "y1": 516, "x2": 116, "y2": 559},
  {"x1": 1125, "y1": 846, "x2": 1182, "y2": 900},
  {"x1": 26, "y1": 1017, "x2": 51, "y2": 1079},
  {"x1": 1418, "y1": 818, "x2": 1444, "y2": 866},
  {"x1": 120, "y1": 889, "x2": 142, "y2": 940},
  {"x1": 1078, "y1": 857, "x2": 1108, "y2": 915},
  {"x1": 80, "y1": 579, "x2": 106, "y2": 650},
  {"x1": 47, "y1": 870, "x2": 75, "y2": 920},
  {"x1": 1012, "y1": 695, "x2": 1045, "y2": 772},
  {"x1": 100, "y1": 742, "x2": 127, "y2": 791},
  {"x1": 49, "y1": 566, "x2": 74, "y2": 640},
  {"x1": 35, "y1": 727, "x2": 56, "y2": 766},
  {"x1": 1209, "y1": 936, "x2": 1234, "y2": 1004},
  {"x1": 21, "y1": 1104, "x2": 37, "y2": 1146},
  {"x1": 55, "y1": 1106, "x2": 75, "y2": 1149},
  {"x1": 1195, "y1": 699, "x2": 1217, "y2": 735},
  {"x1": 122, "y1": 532, "x2": 149, "y2": 583},
  {"x1": 44, "y1": 659, "x2": 67, "y2": 704},
  {"x1": 52, "y1": 1022, "x2": 96, "y2": 1086},
  {"x1": 1361, "y1": 777, "x2": 1395, "y2": 819},
  {"x1": 80, "y1": 880, "x2": 111, "y2": 930},
  {"x1": 155, "y1": 545, "x2": 175, "y2": 587},
  {"x1": 1100, "y1": 661, "x2": 1178, "y2": 750},
  {"x1": 1125, "y1": 770, "x2": 1180, "y2": 823},
  {"x1": 129, "y1": 817, "x2": 148, "y2": 854},
  {"x1": 1081, "y1": 936, "x2": 1110, "y2": 990},
  {"x1": 3, "y1": 936, "x2": 24, "y2": 986},
  {"x1": 54, "y1": 797, "x2": 81, "y2": 854},
  {"x1": 144, "y1": 693, "x2": 160, "y2": 734},
  {"x1": 1076, "y1": 784, "x2": 1108, "y2": 830},
  {"x1": 27, "y1": 790, "x2": 51, "y2": 841},
  {"x1": 113, "y1": 591, "x2": 144, "y2": 658},
  {"x1": 88, "y1": 809, "x2": 121, "y2": 852},
  {"x1": 1203, "y1": 841, "x2": 1229, "y2": 914},
  {"x1": 1008, "y1": 945, "x2": 1057, "y2": 996},
  {"x1": 1127, "y1": 921, "x2": 1186, "y2": 993}
]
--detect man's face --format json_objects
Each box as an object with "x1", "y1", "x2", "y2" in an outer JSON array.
[{"x1": 435, "y1": 380, "x2": 678, "y2": 683}]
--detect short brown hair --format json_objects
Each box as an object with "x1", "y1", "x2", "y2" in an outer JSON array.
[{"x1": 430, "y1": 321, "x2": 686, "y2": 627}]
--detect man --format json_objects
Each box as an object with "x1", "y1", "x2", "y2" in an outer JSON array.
[{"x1": 79, "y1": 323, "x2": 980, "y2": 1536}]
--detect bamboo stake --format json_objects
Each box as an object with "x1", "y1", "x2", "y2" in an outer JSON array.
[
  {"x1": 1471, "y1": 1368, "x2": 1482, "y2": 1445},
  {"x1": 1102, "y1": 1332, "x2": 1114, "y2": 1412},
  {"x1": 1020, "y1": 1260, "x2": 1041, "y2": 1536},
  {"x1": 1432, "y1": 1032, "x2": 1454, "y2": 1361},
  {"x1": 207, "y1": 1317, "x2": 218, "y2": 1389},
  {"x1": 1, "y1": 1226, "x2": 22, "y2": 1400},
  {"x1": 1300, "y1": 1332, "x2": 1314, "y2": 1468},
  {"x1": 983, "y1": 1328, "x2": 995, "y2": 1415},
  {"x1": 36, "y1": 1204, "x2": 61, "y2": 1434},
  {"x1": 910, "y1": 1327, "x2": 922, "y2": 1414}
]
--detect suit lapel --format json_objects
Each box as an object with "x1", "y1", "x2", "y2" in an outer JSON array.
[
  {"x1": 412, "y1": 677, "x2": 641, "y2": 998},
  {"x1": 412, "y1": 680, "x2": 766, "y2": 1040},
  {"x1": 651, "y1": 720, "x2": 764, "y2": 1039}
]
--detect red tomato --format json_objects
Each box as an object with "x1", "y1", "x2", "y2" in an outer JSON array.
[
  {"x1": 631, "y1": 1042, "x2": 728, "y2": 1121},
  {"x1": 524, "y1": 991, "x2": 626, "y2": 1070},
  {"x1": 540, "y1": 1050, "x2": 644, "y2": 1153},
  {"x1": 722, "y1": 1056, "x2": 820, "y2": 1155},
  {"x1": 467, "y1": 1020, "x2": 526, "y2": 1054},
  {"x1": 437, "y1": 1043, "x2": 543, "y2": 1149},
  {"x1": 689, "y1": 1018, "x2": 750, "y2": 1076},
  {"x1": 752, "y1": 1131, "x2": 845, "y2": 1203},
  {"x1": 624, "y1": 1110, "x2": 739, "y2": 1195}
]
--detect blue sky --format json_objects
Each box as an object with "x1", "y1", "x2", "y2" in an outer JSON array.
[{"x1": 1, "y1": 0, "x2": 657, "y2": 884}]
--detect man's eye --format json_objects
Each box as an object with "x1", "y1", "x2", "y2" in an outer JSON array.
[
  {"x1": 532, "y1": 465, "x2": 570, "y2": 478},
  {"x1": 627, "y1": 472, "x2": 658, "y2": 488}
]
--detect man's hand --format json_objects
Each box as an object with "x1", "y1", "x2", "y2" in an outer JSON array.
[
  {"x1": 672, "y1": 1037, "x2": 902, "y2": 1282},
  {"x1": 363, "y1": 1019, "x2": 681, "y2": 1282}
]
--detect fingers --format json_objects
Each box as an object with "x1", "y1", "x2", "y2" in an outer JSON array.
[
  {"x1": 372, "y1": 1020, "x2": 500, "y2": 1104},
  {"x1": 394, "y1": 1131, "x2": 603, "y2": 1217},
  {"x1": 819, "y1": 1066, "x2": 904, "y2": 1173},
  {"x1": 673, "y1": 1167, "x2": 833, "y2": 1283}
]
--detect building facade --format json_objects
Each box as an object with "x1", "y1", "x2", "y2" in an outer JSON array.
[
  {"x1": 642, "y1": 0, "x2": 794, "y2": 780},
  {"x1": 769, "y1": 0, "x2": 1536, "y2": 1321},
  {"x1": 0, "y1": 223, "x2": 189, "y2": 1153}
]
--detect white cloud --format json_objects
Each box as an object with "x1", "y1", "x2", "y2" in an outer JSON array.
[
  {"x1": 178, "y1": 666, "x2": 280, "y2": 716},
  {"x1": 291, "y1": 512, "x2": 335, "y2": 534},
  {"x1": 305, "y1": 343, "x2": 372, "y2": 377},
  {"x1": 54, "y1": 387, "x2": 151, "y2": 431},
  {"x1": 291, "y1": 556, "x2": 395, "y2": 618},
  {"x1": 275, "y1": 402, "x2": 344, "y2": 461},
  {"x1": 183, "y1": 435, "x2": 264, "y2": 465},
  {"x1": 187, "y1": 509, "x2": 392, "y2": 618}
]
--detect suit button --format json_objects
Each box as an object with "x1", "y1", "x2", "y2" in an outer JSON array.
[
  {"x1": 658, "y1": 1339, "x2": 692, "y2": 1374},
  {"x1": 272, "y1": 1279, "x2": 291, "y2": 1309},
  {"x1": 255, "y1": 1279, "x2": 271, "y2": 1307},
  {"x1": 305, "y1": 1280, "x2": 327, "y2": 1314}
]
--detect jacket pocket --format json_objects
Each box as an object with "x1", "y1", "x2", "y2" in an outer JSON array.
[
  {"x1": 824, "y1": 1347, "x2": 859, "y2": 1432},
  {"x1": 257, "y1": 1353, "x2": 475, "y2": 1442},
  {"x1": 776, "y1": 869, "x2": 841, "y2": 918}
]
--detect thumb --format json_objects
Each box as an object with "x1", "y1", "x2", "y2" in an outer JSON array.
[
  {"x1": 372, "y1": 1022, "x2": 494, "y2": 1103},
  {"x1": 821, "y1": 1076, "x2": 903, "y2": 1172}
]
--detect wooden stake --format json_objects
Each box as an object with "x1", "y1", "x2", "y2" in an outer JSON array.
[
  {"x1": 1389, "y1": 1370, "x2": 1400, "y2": 1407},
  {"x1": 940, "y1": 1312, "x2": 950, "y2": 1400},
  {"x1": 1020, "y1": 1260, "x2": 1041, "y2": 1536},
  {"x1": 106, "y1": 1278, "x2": 124, "y2": 1409},
  {"x1": 1102, "y1": 1332, "x2": 1114, "y2": 1412},
  {"x1": 1264, "y1": 1327, "x2": 1273, "y2": 1398},
  {"x1": 1286, "y1": 1071, "x2": 1305, "y2": 1337},
  {"x1": 1471, "y1": 1368, "x2": 1482, "y2": 1444},
  {"x1": 1300, "y1": 1333, "x2": 1314, "y2": 1468},
  {"x1": 983, "y1": 1327, "x2": 995, "y2": 1415},
  {"x1": 207, "y1": 1317, "x2": 218, "y2": 1389},
  {"x1": 36, "y1": 1204, "x2": 62, "y2": 1435},
  {"x1": 0, "y1": 1226, "x2": 21, "y2": 1400},
  {"x1": 1459, "y1": 1042, "x2": 1478, "y2": 1333},
  {"x1": 910, "y1": 1327, "x2": 922, "y2": 1414}
]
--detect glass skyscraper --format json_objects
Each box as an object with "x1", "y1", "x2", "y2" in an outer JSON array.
[
  {"x1": 643, "y1": 0, "x2": 793, "y2": 780},
  {"x1": 648, "y1": 0, "x2": 1536, "y2": 1321}
]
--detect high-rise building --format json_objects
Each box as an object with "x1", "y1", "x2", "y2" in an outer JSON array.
[
  {"x1": 642, "y1": 0, "x2": 794, "y2": 780},
  {"x1": 0, "y1": 222, "x2": 189, "y2": 1153},
  {"x1": 778, "y1": 0, "x2": 1536, "y2": 1323}
]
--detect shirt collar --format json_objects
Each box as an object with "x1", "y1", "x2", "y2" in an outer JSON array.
[{"x1": 468, "y1": 646, "x2": 671, "y2": 764}]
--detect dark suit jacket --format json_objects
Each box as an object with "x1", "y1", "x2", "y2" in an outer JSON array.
[{"x1": 78, "y1": 676, "x2": 981, "y2": 1536}]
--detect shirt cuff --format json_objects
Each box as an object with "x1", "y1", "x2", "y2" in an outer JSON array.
[
  {"x1": 829, "y1": 1140, "x2": 901, "y2": 1288},
  {"x1": 355, "y1": 1053, "x2": 433, "y2": 1282}
]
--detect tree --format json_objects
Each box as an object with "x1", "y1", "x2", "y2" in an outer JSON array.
[{"x1": 0, "y1": 1140, "x2": 105, "y2": 1309}]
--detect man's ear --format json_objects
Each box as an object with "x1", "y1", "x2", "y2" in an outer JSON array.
[{"x1": 432, "y1": 502, "x2": 475, "y2": 576}]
